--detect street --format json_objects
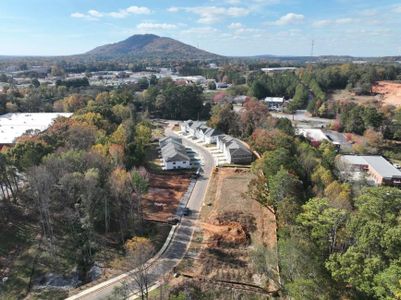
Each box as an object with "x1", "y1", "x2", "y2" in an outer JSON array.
[{"x1": 66, "y1": 124, "x2": 215, "y2": 300}]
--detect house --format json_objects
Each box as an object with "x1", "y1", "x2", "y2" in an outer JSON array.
[
  {"x1": 159, "y1": 137, "x2": 190, "y2": 170},
  {"x1": 298, "y1": 128, "x2": 352, "y2": 150},
  {"x1": 232, "y1": 95, "x2": 248, "y2": 105},
  {"x1": 188, "y1": 121, "x2": 205, "y2": 136},
  {"x1": 338, "y1": 155, "x2": 401, "y2": 187},
  {"x1": 159, "y1": 136, "x2": 182, "y2": 148},
  {"x1": 264, "y1": 97, "x2": 285, "y2": 110},
  {"x1": 217, "y1": 135, "x2": 253, "y2": 164},
  {"x1": 203, "y1": 127, "x2": 222, "y2": 144},
  {"x1": 216, "y1": 82, "x2": 229, "y2": 89},
  {"x1": 182, "y1": 120, "x2": 222, "y2": 144},
  {"x1": 180, "y1": 120, "x2": 193, "y2": 133},
  {"x1": 0, "y1": 112, "x2": 73, "y2": 149}
]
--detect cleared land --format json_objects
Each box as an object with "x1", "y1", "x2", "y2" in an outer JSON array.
[
  {"x1": 143, "y1": 173, "x2": 191, "y2": 222},
  {"x1": 328, "y1": 89, "x2": 381, "y2": 106},
  {"x1": 176, "y1": 167, "x2": 278, "y2": 298},
  {"x1": 372, "y1": 81, "x2": 401, "y2": 107}
]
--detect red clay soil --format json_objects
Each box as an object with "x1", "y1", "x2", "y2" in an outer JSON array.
[
  {"x1": 372, "y1": 81, "x2": 401, "y2": 107},
  {"x1": 143, "y1": 173, "x2": 191, "y2": 222},
  {"x1": 201, "y1": 222, "x2": 249, "y2": 248}
]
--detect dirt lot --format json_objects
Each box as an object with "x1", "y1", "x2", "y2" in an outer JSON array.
[
  {"x1": 372, "y1": 81, "x2": 401, "y2": 107},
  {"x1": 143, "y1": 173, "x2": 191, "y2": 222},
  {"x1": 177, "y1": 167, "x2": 278, "y2": 296},
  {"x1": 328, "y1": 89, "x2": 381, "y2": 107}
]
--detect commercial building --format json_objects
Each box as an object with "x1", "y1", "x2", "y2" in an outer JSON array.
[
  {"x1": 338, "y1": 155, "x2": 401, "y2": 186},
  {"x1": 298, "y1": 128, "x2": 352, "y2": 151},
  {"x1": 0, "y1": 112, "x2": 73, "y2": 148},
  {"x1": 261, "y1": 67, "x2": 297, "y2": 74},
  {"x1": 264, "y1": 97, "x2": 285, "y2": 110}
]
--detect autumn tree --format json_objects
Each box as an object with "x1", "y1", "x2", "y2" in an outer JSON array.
[{"x1": 124, "y1": 237, "x2": 155, "y2": 300}]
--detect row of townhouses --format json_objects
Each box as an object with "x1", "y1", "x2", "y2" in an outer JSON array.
[
  {"x1": 159, "y1": 136, "x2": 190, "y2": 170},
  {"x1": 181, "y1": 120, "x2": 253, "y2": 165}
]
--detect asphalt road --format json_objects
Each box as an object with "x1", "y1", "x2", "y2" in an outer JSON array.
[
  {"x1": 66, "y1": 125, "x2": 215, "y2": 300},
  {"x1": 270, "y1": 110, "x2": 332, "y2": 127}
]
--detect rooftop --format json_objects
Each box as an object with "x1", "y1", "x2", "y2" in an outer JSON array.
[
  {"x1": 0, "y1": 112, "x2": 73, "y2": 145},
  {"x1": 264, "y1": 97, "x2": 285, "y2": 103},
  {"x1": 341, "y1": 155, "x2": 401, "y2": 179}
]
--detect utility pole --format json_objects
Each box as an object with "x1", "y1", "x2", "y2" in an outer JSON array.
[{"x1": 311, "y1": 40, "x2": 315, "y2": 57}]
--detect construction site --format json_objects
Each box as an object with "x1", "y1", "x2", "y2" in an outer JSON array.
[{"x1": 173, "y1": 167, "x2": 279, "y2": 299}]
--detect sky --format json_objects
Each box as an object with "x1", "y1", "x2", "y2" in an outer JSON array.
[{"x1": 0, "y1": 0, "x2": 401, "y2": 57}]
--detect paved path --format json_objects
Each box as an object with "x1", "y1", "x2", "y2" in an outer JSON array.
[{"x1": 66, "y1": 125, "x2": 215, "y2": 300}]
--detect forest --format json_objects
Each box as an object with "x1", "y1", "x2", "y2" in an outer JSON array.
[{"x1": 206, "y1": 99, "x2": 401, "y2": 299}]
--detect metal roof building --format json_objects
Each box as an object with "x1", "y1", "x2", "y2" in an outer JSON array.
[{"x1": 0, "y1": 112, "x2": 73, "y2": 146}]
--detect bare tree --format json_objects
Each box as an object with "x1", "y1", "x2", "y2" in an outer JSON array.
[
  {"x1": 125, "y1": 237, "x2": 155, "y2": 300},
  {"x1": 131, "y1": 168, "x2": 149, "y2": 234},
  {"x1": 27, "y1": 165, "x2": 56, "y2": 256}
]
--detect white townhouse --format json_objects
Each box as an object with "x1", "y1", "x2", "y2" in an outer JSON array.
[
  {"x1": 159, "y1": 137, "x2": 191, "y2": 170},
  {"x1": 217, "y1": 135, "x2": 253, "y2": 164}
]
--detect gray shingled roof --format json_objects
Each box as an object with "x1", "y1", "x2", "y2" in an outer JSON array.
[
  {"x1": 218, "y1": 135, "x2": 252, "y2": 157},
  {"x1": 159, "y1": 136, "x2": 182, "y2": 148},
  {"x1": 160, "y1": 137, "x2": 190, "y2": 162},
  {"x1": 204, "y1": 127, "x2": 222, "y2": 137}
]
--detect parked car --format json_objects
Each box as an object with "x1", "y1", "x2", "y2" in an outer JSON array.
[
  {"x1": 182, "y1": 208, "x2": 191, "y2": 216},
  {"x1": 167, "y1": 216, "x2": 179, "y2": 225}
]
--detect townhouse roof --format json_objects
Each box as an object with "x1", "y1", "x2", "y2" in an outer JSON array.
[
  {"x1": 159, "y1": 136, "x2": 182, "y2": 148},
  {"x1": 160, "y1": 136, "x2": 190, "y2": 162},
  {"x1": 204, "y1": 127, "x2": 222, "y2": 138},
  {"x1": 218, "y1": 135, "x2": 252, "y2": 157}
]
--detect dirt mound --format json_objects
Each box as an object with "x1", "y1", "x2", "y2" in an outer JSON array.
[
  {"x1": 201, "y1": 222, "x2": 249, "y2": 247},
  {"x1": 372, "y1": 81, "x2": 401, "y2": 107}
]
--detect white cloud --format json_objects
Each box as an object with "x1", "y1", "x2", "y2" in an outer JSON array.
[
  {"x1": 312, "y1": 17, "x2": 354, "y2": 27},
  {"x1": 88, "y1": 10, "x2": 103, "y2": 18},
  {"x1": 225, "y1": 0, "x2": 241, "y2": 4},
  {"x1": 168, "y1": 6, "x2": 251, "y2": 24},
  {"x1": 274, "y1": 13, "x2": 304, "y2": 25},
  {"x1": 395, "y1": 5, "x2": 401, "y2": 13},
  {"x1": 71, "y1": 6, "x2": 151, "y2": 20},
  {"x1": 336, "y1": 18, "x2": 353, "y2": 24},
  {"x1": 137, "y1": 23, "x2": 177, "y2": 30},
  {"x1": 126, "y1": 6, "x2": 151, "y2": 15},
  {"x1": 359, "y1": 9, "x2": 377, "y2": 17},
  {"x1": 167, "y1": 7, "x2": 180, "y2": 13},
  {"x1": 228, "y1": 22, "x2": 243, "y2": 29},
  {"x1": 71, "y1": 12, "x2": 86, "y2": 18},
  {"x1": 108, "y1": 6, "x2": 151, "y2": 18},
  {"x1": 180, "y1": 27, "x2": 219, "y2": 36},
  {"x1": 312, "y1": 19, "x2": 331, "y2": 27}
]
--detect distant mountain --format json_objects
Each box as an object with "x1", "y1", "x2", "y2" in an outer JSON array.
[{"x1": 85, "y1": 34, "x2": 221, "y2": 60}]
